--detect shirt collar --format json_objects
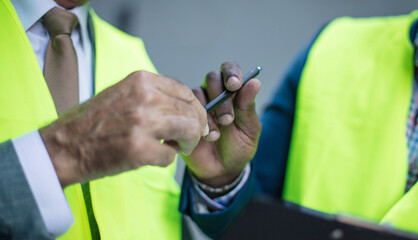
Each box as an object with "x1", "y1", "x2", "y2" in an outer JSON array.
[{"x1": 10, "y1": 0, "x2": 91, "y2": 33}]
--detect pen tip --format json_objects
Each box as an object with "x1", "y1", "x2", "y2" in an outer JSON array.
[{"x1": 257, "y1": 66, "x2": 262, "y2": 71}]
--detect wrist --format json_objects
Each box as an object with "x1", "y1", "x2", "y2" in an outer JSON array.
[
  {"x1": 190, "y1": 168, "x2": 245, "y2": 198},
  {"x1": 39, "y1": 123, "x2": 82, "y2": 189},
  {"x1": 192, "y1": 166, "x2": 245, "y2": 187}
]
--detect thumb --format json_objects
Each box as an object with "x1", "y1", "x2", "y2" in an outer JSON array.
[{"x1": 233, "y1": 78, "x2": 262, "y2": 138}]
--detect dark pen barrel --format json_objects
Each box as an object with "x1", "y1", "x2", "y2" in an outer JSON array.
[{"x1": 204, "y1": 66, "x2": 262, "y2": 112}]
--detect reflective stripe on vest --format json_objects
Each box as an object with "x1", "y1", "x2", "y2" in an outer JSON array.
[
  {"x1": 0, "y1": 1, "x2": 181, "y2": 239},
  {"x1": 282, "y1": 12, "x2": 418, "y2": 233}
]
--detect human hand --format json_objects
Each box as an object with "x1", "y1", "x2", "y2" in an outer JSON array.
[
  {"x1": 182, "y1": 62, "x2": 261, "y2": 194},
  {"x1": 40, "y1": 71, "x2": 208, "y2": 188}
]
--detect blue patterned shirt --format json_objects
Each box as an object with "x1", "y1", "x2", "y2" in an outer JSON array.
[
  {"x1": 406, "y1": 77, "x2": 418, "y2": 192},
  {"x1": 405, "y1": 30, "x2": 418, "y2": 192}
]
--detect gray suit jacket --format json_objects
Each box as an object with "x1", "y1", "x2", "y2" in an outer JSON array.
[{"x1": 0, "y1": 140, "x2": 52, "y2": 240}]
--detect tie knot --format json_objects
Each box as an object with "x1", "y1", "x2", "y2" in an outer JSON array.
[{"x1": 42, "y1": 7, "x2": 78, "y2": 37}]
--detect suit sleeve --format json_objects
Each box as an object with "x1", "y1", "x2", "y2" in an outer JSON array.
[{"x1": 0, "y1": 140, "x2": 52, "y2": 240}]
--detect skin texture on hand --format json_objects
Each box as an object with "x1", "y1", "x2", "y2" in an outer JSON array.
[
  {"x1": 40, "y1": 70, "x2": 208, "y2": 188},
  {"x1": 182, "y1": 62, "x2": 262, "y2": 192}
]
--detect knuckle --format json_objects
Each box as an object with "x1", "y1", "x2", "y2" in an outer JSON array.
[
  {"x1": 246, "y1": 102, "x2": 256, "y2": 112},
  {"x1": 126, "y1": 129, "x2": 142, "y2": 151},
  {"x1": 136, "y1": 70, "x2": 150, "y2": 78},
  {"x1": 132, "y1": 70, "x2": 151, "y2": 86},
  {"x1": 172, "y1": 100, "x2": 186, "y2": 115},
  {"x1": 199, "y1": 108, "x2": 208, "y2": 122},
  {"x1": 144, "y1": 115, "x2": 158, "y2": 129},
  {"x1": 128, "y1": 109, "x2": 145, "y2": 126},
  {"x1": 221, "y1": 62, "x2": 242, "y2": 79},
  {"x1": 131, "y1": 83, "x2": 142, "y2": 96},
  {"x1": 192, "y1": 88, "x2": 206, "y2": 106},
  {"x1": 217, "y1": 99, "x2": 233, "y2": 114},
  {"x1": 221, "y1": 61, "x2": 240, "y2": 70},
  {"x1": 123, "y1": 142, "x2": 141, "y2": 166},
  {"x1": 196, "y1": 109, "x2": 207, "y2": 127},
  {"x1": 186, "y1": 120, "x2": 201, "y2": 138},
  {"x1": 140, "y1": 89, "x2": 158, "y2": 104},
  {"x1": 127, "y1": 73, "x2": 147, "y2": 96},
  {"x1": 185, "y1": 107, "x2": 203, "y2": 127},
  {"x1": 132, "y1": 112, "x2": 159, "y2": 131},
  {"x1": 183, "y1": 87, "x2": 196, "y2": 102},
  {"x1": 206, "y1": 71, "x2": 221, "y2": 82},
  {"x1": 126, "y1": 132, "x2": 153, "y2": 167},
  {"x1": 191, "y1": 88, "x2": 202, "y2": 98}
]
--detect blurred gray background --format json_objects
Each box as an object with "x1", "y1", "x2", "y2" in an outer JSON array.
[{"x1": 91, "y1": 1, "x2": 417, "y2": 239}]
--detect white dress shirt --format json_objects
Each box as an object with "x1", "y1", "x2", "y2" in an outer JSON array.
[{"x1": 9, "y1": 0, "x2": 249, "y2": 237}]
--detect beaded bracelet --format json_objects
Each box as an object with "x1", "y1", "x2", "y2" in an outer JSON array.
[{"x1": 190, "y1": 169, "x2": 246, "y2": 194}]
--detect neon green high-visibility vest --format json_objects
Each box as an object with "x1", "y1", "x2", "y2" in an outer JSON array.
[
  {"x1": 0, "y1": 1, "x2": 181, "y2": 239},
  {"x1": 283, "y1": 12, "x2": 418, "y2": 233}
]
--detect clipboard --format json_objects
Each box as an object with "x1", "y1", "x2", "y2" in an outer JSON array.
[{"x1": 220, "y1": 198, "x2": 418, "y2": 240}]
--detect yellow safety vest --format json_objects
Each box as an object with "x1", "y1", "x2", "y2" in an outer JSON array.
[
  {"x1": 0, "y1": 1, "x2": 181, "y2": 239},
  {"x1": 283, "y1": 12, "x2": 418, "y2": 233}
]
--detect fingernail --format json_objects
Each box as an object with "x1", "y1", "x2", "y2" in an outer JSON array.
[
  {"x1": 218, "y1": 114, "x2": 233, "y2": 126},
  {"x1": 203, "y1": 123, "x2": 209, "y2": 136},
  {"x1": 226, "y1": 76, "x2": 240, "y2": 90},
  {"x1": 206, "y1": 130, "x2": 220, "y2": 142}
]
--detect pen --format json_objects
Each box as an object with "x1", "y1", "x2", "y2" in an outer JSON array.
[{"x1": 204, "y1": 66, "x2": 262, "y2": 112}]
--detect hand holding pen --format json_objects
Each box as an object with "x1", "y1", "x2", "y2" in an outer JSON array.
[
  {"x1": 204, "y1": 66, "x2": 262, "y2": 112},
  {"x1": 182, "y1": 62, "x2": 262, "y2": 196},
  {"x1": 201, "y1": 63, "x2": 262, "y2": 141}
]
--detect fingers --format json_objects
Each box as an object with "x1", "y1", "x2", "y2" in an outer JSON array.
[
  {"x1": 234, "y1": 78, "x2": 261, "y2": 112},
  {"x1": 159, "y1": 93, "x2": 209, "y2": 137},
  {"x1": 221, "y1": 62, "x2": 243, "y2": 91},
  {"x1": 132, "y1": 71, "x2": 194, "y2": 102},
  {"x1": 233, "y1": 78, "x2": 262, "y2": 138},
  {"x1": 129, "y1": 70, "x2": 208, "y2": 136},
  {"x1": 193, "y1": 88, "x2": 220, "y2": 141},
  {"x1": 130, "y1": 135, "x2": 177, "y2": 167},
  {"x1": 205, "y1": 70, "x2": 235, "y2": 126},
  {"x1": 154, "y1": 74, "x2": 208, "y2": 137},
  {"x1": 150, "y1": 115, "x2": 202, "y2": 155},
  {"x1": 128, "y1": 70, "x2": 209, "y2": 154},
  {"x1": 180, "y1": 93, "x2": 208, "y2": 137},
  {"x1": 202, "y1": 62, "x2": 261, "y2": 141}
]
